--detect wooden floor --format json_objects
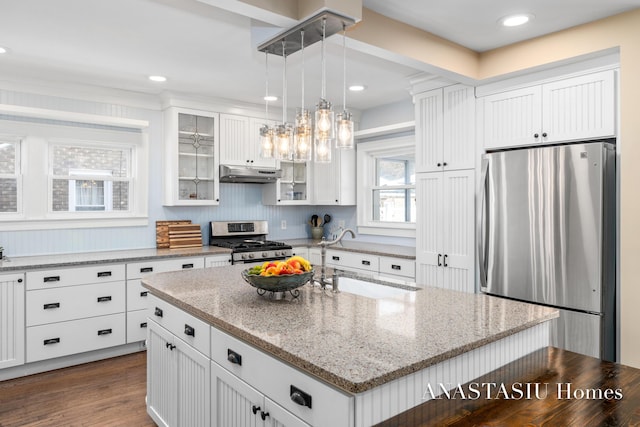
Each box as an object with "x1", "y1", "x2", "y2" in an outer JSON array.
[
  {"x1": 3, "y1": 348, "x2": 640, "y2": 426},
  {"x1": 0, "y1": 352, "x2": 155, "y2": 427}
]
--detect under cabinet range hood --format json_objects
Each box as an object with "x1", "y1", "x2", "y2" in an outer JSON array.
[{"x1": 219, "y1": 165, "x2": 282, "y2": 183}]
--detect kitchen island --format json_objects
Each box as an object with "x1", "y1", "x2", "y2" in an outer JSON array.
[{"x1": 142, "y1": 264, "x2": 558, "y2": 427}]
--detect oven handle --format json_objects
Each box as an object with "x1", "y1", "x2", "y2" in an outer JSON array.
[{"x1": 232, "y1": 256, "x2": 288, "y2": 265}]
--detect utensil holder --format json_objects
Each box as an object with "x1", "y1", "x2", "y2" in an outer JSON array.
[{"x1": 311, "y1": 226, "x2": 324, "y2": 240}]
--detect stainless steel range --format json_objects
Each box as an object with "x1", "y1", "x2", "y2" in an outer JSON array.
[{"x1": 209, "y1": 220, "x2": 292, "y2": 265}]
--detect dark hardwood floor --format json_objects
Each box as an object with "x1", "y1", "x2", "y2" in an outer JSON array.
[
  {"x1": 0, "y1": 352, "x2": 155, "y2": 427},
  {"x1": 3, "y1": 347, "x2": 640, "y2": 427}
]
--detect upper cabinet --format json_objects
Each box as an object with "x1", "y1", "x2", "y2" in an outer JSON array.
[
  {"x1": 163, "y1": 107, "x2": 220, "y2": 206},
  {"x1": 219, "y1": 114, "x2": 277, "y2": 169},
  {"x1": 262, "y1": 160, "x2": 311, "y2": 205},
  {"x1": 312, "y1": 144, "x2": 356, "y2": 206},
  {"x1": 482, "y1": 69, "x2": 616, "y2": 149},
  {"x1": 415, "y1": 84, "x2": 475, "y2": 173}
]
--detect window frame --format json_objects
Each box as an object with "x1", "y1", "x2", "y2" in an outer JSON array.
[
  {"x1": 0, "y1": 106, "x2": 148, "y2": 231},
  {"x1": 357, "y1": 135, "x2": 416, "y2": 238},
  {"x1": 0, "y1": 136, "x2": 23, "y2": 218}
]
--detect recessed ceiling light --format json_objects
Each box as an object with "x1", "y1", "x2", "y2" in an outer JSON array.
[
  {"x1": 0, "y1": 46, "x2": 8, "y2": 54},
  {"x1": 349, "y1": 85, "x2": 366, "y2": 92},
  {"x1": 263, "y1": 95, "x2": 278, "y2": 101},
  {"x1": 500, "y1": 14, "x2": 534, "y2": 27},
  {"x1": 148, "y1": 75, "x2": 167, "y2": 82}
]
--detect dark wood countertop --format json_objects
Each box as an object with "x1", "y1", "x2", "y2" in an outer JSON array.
[{"x1": 375, "y1": 347, "x2": 640, "y2": 426}]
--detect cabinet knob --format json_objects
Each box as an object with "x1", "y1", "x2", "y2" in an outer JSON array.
[
  {"x1": 443, "y1": 162, "x2": 448, "y2": 166},
  {"x1": 437, "y1": 162, "x2": 442, "y2": 167},
  {"x1": 18, "y1": 278, "x2": 23, "y2": 283},
  {"x1": 260, "y1": 411, "x2": 270, "y2": 421},
  {"x1": 534, "y1": 133, "x2": 539, "y2": 138},
  {"x1": 542, "y1": 132, "x2": 548, "y2": 138},
  {"x1": 252, "y1": 405, "x2": 260, "y2": 415}
]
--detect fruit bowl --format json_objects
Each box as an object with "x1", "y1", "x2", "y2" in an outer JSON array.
[{"x1": 241, "y1": 269, "x2": 314, "y2": 293}]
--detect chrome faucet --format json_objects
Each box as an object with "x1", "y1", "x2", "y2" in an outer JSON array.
[{"x1": 312, "y1": 228, "x2": 356, "y2": 292}]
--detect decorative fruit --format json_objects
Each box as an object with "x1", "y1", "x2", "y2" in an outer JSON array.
[{"x1": 248, "y1": 256, "x2": 312, "y2": 276}]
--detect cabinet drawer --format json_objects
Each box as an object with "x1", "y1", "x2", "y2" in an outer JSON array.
[
  {"x1": 147, "y1": 294, "x2": 210, "y2": 356},
  {"x1": 126, "y1": 309, "x2": 148, "y2": 343},
  {"x1": 26, "y1": 313, "x2": 125, "y2": 362},
  {"x1": 26, "y1": 281, "x2": 125, "y2": 327},
  {"x1": 127, "y1": 279, "x2": 149, "y2": 311},
  {"x1": 26, "y1": 264, "x2": 125, "y2": 290},
  {"x1": 205, "y1": 254, "x2": 232, "y2": 268},
  {"x1": 379, "y1": 257, "x2": 416, "y2": 279},
  {"x1": 210, "y1": 327, "x2": 352, "y2": 427},
  {"x1": 126, "y1": 256, "x2": 204, "y2": 279},
  {"x1": 326, "y1": 250, "x2": 379, "y2": 272}
]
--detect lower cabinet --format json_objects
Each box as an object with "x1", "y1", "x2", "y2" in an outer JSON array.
[
  {"x1": 0, "y1": 273, "x2": 25, "y2": 369},
  {"x1": 147, "y1": 319, "x2": 211, "y2": 427},
  {"x1": 212, "y1": 361, "x2": 311, "y2": 427}
]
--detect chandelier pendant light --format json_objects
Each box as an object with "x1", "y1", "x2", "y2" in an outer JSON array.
[
  {"x1": 314, "y1": 17, "x2": 334, "y2": 163},
  {"x1": 293, "y1": 29, "x2": 312, "y2": 161},
  {"x1": 336, "y1": 24, "x2": 354, "y2": 149},
  {"x1": 260, "y1": 52, "x2": 275, "y2": 159},
  {"x1": 276, "y1": 40, "x2": 293, "y2": 160}
]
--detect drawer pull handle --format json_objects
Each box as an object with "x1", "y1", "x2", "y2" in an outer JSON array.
[
  {"x1": 140, "y1": 322, "x2": 147, "y2": 328},
  {"x1": 290, "y1": 386, "x2": 312, "y2": 408},
  {"x1": 140, "y1": 267, "x2": 153, "y2": 273},
  {"x1": 182, "y1": 263, "x2": 194, "y2": 269},
  {"x1": 154, "y1": 307, "x2": 163, "y2": 318},
  {"x1": 97, "y1": 296, "x2": 112, "y2": 303},
  {"x1": 44, "y1": 338, "x2": 60, "y2": 345},
  {"x1": 227, "y1": 349, "x2": 242, "y2": 366},
  {"x1": 44, "y1": 276, "x2": 60, "y2": 283},
  {"x1": 184, "y1": 324, "x2": 195, "y2": 337},
  {"x1": 43, "y1": 302, "x2": 60, "y2": 310},
  {"x1": 361, "y1": 260, "x2": 371, "y2": 266},
  {"x1": 251, "y1": 405, "x2": 260, "y2": 415},
  {"x1": 97, "y1": 271, "x2": 112, "y2": 278},
  {"x1": 332, "y1": 256, "x2": 340, "y2": 261},
  {"x1": 97, "y1": 329, "x2": 112, "y2": 336},
  {"x1": 140, "y1": 291, "x2": 148, "y2": 297},
  {"x1": 391, "y1": 264, "x2": 401, "y2": 270},
  {"x1": 260, "y1": 411, "x2": 269, "y2": 421}
]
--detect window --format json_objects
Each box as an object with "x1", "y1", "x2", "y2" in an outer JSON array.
[
  {"x1": 0, "y1": 106, "x2": 148, "y2": 231},
  {"x1": 0, "y1": 138, "x2": 21, "y2": 215},
  {"x1": 357, "y1": 135, "x2": 416, "y2": 237}
]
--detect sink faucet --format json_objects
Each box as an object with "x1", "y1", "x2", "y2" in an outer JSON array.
[{"x1": 311, "y1": 228, "x2": 356, "y2": 292}]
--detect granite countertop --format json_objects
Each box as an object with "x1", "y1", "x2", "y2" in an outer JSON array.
[
  {"x1": 0, "y1": 246, "x2": 232, "y2": 272},
  {"x1": 285, "y1": 238, "x2": 416, "y2": 259},
  {"x1": 142, "y1": 264, "x2": 558, "y2": 394}
]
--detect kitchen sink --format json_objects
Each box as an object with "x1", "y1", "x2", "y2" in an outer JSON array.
[{"x1": 332, "y1": 276, "x2": 418, "y2": 299}]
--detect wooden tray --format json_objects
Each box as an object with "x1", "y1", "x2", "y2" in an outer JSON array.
[
  {"x1": 168, "y1": 223, "x2": 202, "y2": 249},
  {"x1": 156, "y1": 220, "x2": 192, "y2": 248}
]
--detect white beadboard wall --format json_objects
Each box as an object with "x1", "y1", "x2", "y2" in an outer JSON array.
[
  {"x1": 0, "y1": 88, "x2": 396, "y2": 257},
  {"x1": 354, "y1": 322, "x2": 550, "y2": 427}
]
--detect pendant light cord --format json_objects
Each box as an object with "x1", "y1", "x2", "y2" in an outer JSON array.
[
  {"x1": 282, "y1": 40, "x2": 287, "y2": 124},
  {"x1": 342, "y1": 23, "x2": 347, "y2": 110},
  {"x1": 264, "y1": 52, "x2": 269, "y2": 121},
  {"x1": 321, "y1": 18, "x2": 326, "y2": 100},
  {"x1": 301, "y1": 29, "x2": 305, "y2": 109}
]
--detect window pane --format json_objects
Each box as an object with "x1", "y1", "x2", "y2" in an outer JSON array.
[
  {"x1": 52, "y1": 145, "x2": 130, "y2": 177},
  {"x1": 373, "y1": 188, "x2": 416, "y2": 222},
  {"x1": 0, "y1": 178, "x2": 18, "y2": 213},
  {"x1": 52, "y1": 179, "x2": 129, "y2": 212},
  {"x1": 376, "y1": 158, "x2": 415, "y2": 186},
  {"x1": 0, "y1": 143, "x2": 16, "y2": 174}
]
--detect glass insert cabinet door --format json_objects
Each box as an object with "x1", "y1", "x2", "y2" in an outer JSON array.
[{"x1": 177, "y1": 112, "x2": 216, "y2": 202}]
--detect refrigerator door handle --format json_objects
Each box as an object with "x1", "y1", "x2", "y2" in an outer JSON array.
[{"x1": 477, "y1": 157, "x2": 489, "y2": 291}]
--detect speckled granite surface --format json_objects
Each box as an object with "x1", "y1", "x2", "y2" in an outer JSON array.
[
  {"x1": 142, "y1": 264, "x2": 558, "y2": 394},
  {"x1": 286, "y1": 238, "x2": 416, "y2": 259},
  {"x1": 0, "y1": 246, "x2": 231, "y2": 272}
]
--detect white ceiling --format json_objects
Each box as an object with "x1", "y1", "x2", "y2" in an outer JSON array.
[{"x1": 0, "y1": 0, "x2": 638, "y2": 113}]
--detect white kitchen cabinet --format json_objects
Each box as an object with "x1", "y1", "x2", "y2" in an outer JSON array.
[
  {"x1": 146, "y1": 319, "x2": 210, "y2": 427},
  {"x1": 126, "y1": 257, "x2": 204, "y2": 343},
  {"x1": 219, "y1": 114, "x2": 277, "y2": 169},
  {"x1": 482, "y1": 69, "x2": 616, "y2": 149},
  {"x1": 311, "y1": 144, "x2": 356, "y2": 205},
  {"x1": 0, "y1": 273, "x2": 25, "y2": 369},
  {"x1": 206, "y1": 253, "x2": 232, "y2": 268},
  {"x1": 325, "y1": 249, "x2": 378, "y2": 277},
  {"x1": 415, "y1": 84, "x2": 475, "y2": 173},
  {"x1": 262, "y1": 160, "x2": 311, "y2": 205},
  {"x1": 25, "y1": 264, "x2": 126, "y2": 362},
  {"x1": 291, "y1": 247, "x2": 309, "y2": 259},
  {"x1": 308, "y1": 247, "x2": 321, "y2": 267},
  {"x1": 416, "y1": 170, "x2": 474, "y2": 292},
  {"x1": 378, "y1": 256, "x2": 416, "y2": 280},
  {"x1": 163, "y1": 107, "x2": 220, "y2": 206},
  {"x1": 211, "y1": 361, "x2": 311, "y2": 427}
]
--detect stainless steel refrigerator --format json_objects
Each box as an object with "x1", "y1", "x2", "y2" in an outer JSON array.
[{"x1": 477, "y1": 141, "x2": 616, "y2": 361}]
